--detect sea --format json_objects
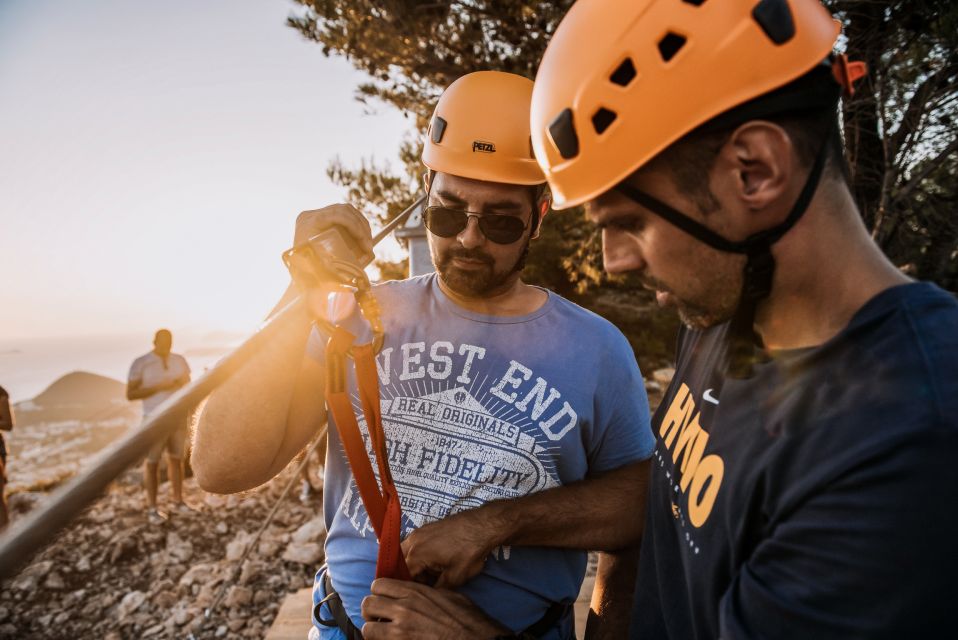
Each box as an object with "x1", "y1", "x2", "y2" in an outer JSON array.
[{"x1": 0, "y1": 332, "x2": 244, "y2": 403}]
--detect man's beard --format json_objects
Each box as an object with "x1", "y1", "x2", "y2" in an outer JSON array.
[
  {"x1": 636, "y1": 274, "x2": 736, "y2": 330},
  {"x1": 434, "y1": 240, "x2": 530, "y2": 297}
]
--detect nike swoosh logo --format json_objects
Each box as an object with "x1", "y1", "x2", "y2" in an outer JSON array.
[{"x1": 703, "y1": 388, "x2": 720, "y2": 405}]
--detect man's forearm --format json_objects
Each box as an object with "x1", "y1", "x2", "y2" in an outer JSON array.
[
  {"x1": 585, "y1": 547, "x2": 641, "y2": 640},
  {"x1": 486, "y1": 460, "x2": 650, "y2": 551},
  {"x1": 192, "y1": 297, "x2": 321, "y2": 493}
]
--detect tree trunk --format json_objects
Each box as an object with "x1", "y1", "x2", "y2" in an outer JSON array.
[{"x1": 840, "y1": 1, "x2": 888, "y2": 232}]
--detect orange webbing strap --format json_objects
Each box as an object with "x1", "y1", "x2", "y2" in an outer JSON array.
[{"x1": 325, "y1": 326, "x2": 411, "y2": 581}]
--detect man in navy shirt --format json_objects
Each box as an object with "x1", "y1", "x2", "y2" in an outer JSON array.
[
  {"x1": 526, "y1": 0, "x2": 958, "y2": 637},
  {"x1": 355, "y1": 1, "x2": 958, "y2": 638}
]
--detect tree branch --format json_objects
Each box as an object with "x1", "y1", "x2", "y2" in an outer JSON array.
[
  {"x1": 892, "y1": 136, "x2": 958, "y2": 207},
  {"x1": 889, "y1": 62, "x2": 958, "y2": 161}
]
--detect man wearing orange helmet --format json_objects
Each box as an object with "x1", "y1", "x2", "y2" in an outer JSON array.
[
  {"x1": 193, "y1": 71, "x2": 655, "y2": 639},
  {"x1": 522, "y1": 0, "x2": 958, "y2": 637}
]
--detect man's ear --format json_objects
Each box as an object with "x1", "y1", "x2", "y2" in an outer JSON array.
[
  {"x1": 724, "y1": 121, "x2": 793, "y2": 214},
  {"x1": 531, "y1": 196, "x2": 551, "y2": 239}
]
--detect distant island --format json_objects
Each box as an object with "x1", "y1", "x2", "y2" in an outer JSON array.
[
  {"x1": 6, "y1": 371, "x2": 139, "y2": 495},
  {"x1": 15, "y1": 371, "x2": 135, "y2": 427}
]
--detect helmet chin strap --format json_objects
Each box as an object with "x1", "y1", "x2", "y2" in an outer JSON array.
[{"x1": 615, "y1": 118, "x2": 834, "y2": 378}]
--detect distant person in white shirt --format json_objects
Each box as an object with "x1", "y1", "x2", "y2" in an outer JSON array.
[{"x1": 126, "y1": 329, "x2": 191, "y2": 523}]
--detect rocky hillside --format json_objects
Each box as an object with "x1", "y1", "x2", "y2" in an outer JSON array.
[{"x1": 1, "y1": 467, "x2": 324, "y2": 639}]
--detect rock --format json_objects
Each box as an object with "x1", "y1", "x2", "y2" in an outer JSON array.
[
  {"x1": 10, "y1": 560, "x2": 54, "y2": 591},
  {"x1": 0, "y1": 607, "x2": 7, "y2": 623},
  {"x1": 291, "y1": 516, "x2": 326, "y2": 543},
  {"x1": 7, "y1": 491, "x2": 44, "y2": 514},
  {"x1": 178, "y1": 562, "x2": 216, "y2": 588},
  {"x1": 116, "y1": 590, "x2": 147, "y2": 620},
  {"x1": 173, "y1": 609, "x2": 190, "y2": 626},
  {"x1": 165, "y1": 531, "x2": 193, "y2": 563},
  {"x1": 0, "y1": 624, "x2": 16, "y2": 637},
  {"x1": 204, "y1": 493, "x2": 227, "y2": 509},
  {"x1": 652, "y1": 367, "x2": 675, "y2": 385},
  {"x1": 142, "y1": 623, "x2": 165, "y2": 637},
  {"x1": 151, "y1": 578, "x2": 175, "y2": 594},
  {"x1": 239, "y1": 559, "x2": 264, "y2": 586},
  {"x1": 257, "y1": 540, "x2": 281, "y2": 557},
  {"x1": 225, "y1": 531, "x2": 253, "y2": 562},
  {"x1": 103, "y1": 631, "x2": 122, "y2": 640},
  {"x1": 225, "y1": 585, "x2": 253, "y2": 608},
  {"x1": 43, "y1": 572, "x2": 66, "y2": 590},
  {"x1": 53, "y1": 611, "x2": 70, "y2": 625},
  {"x1": 190, "y1": 615, "x2": 206, "y2": 633},
  {"x1": 228, "y1": 618, "x2": 246, "y2": 632},
  {"x1": 215, "y1": 521, "x2": 229, "y2": 535},
  {"x1": 215, "y1": 624, "x2": 228, "y2": 637},
  {"x1": 132, "y1": 611, "x2": 154, "y2": 627},
  {"x1": 253, "y1": 590, "x2": 271, "y2": 606},
  {"x1": 76, "y1": 555, "x2": 92, "y2": 572},
  {"x1": 36, "y1": 613, "x2": 53, "y2": 628},
  {"x1": 109, "y1": 536, "x2": 137, "y2": 564},
  {"x1": 282, "y1": 541, "x2": 323, "y2": 565},
  {"x1": 90, "y1": 507, "x2": 116, "y2": 523},
  {"x1": 152, "y1": 590, "x2": 177, "y2": 609}
]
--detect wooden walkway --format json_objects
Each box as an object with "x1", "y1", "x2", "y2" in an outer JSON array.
[{"x1": 267, "y1": 564, "x2": 597, "y2": 639}]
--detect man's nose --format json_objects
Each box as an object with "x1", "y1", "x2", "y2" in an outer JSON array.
[
  {"x1": 602, "y1": 229, "x2": 645, "y2": 275},
  {"x1": 456, "y1": 216, "x2": 486, "y2": 249}
]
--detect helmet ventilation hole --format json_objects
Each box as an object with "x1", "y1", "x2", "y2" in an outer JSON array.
[
  {"x1": 430, "y1": 116, "x2": 448, "y2": 143},
  {"x1": 610, "y1": 58, "x2": 637, "y2": 87},
  {"x1": 592, "y1": 108, "x2": 617, "y2": 135},
  {"x1": 752, "y1": 0, "x2": 796, "y2": 45},
  {"x1": 681, "y1": 0, "x2": 707, "y2": 5},
  {"x1": 657, "y1": 32, "x2": 687, "y2": 62},
  {"x1": 548, "y1": 108, "x2": 580, "y2": 159}
]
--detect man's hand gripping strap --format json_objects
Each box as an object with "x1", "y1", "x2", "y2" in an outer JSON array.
[{"x1": 325, "y1": 326, "x2": 411, "y2": 580}]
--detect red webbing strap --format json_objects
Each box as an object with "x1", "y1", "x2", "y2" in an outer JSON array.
[{"x1": 325, "y1": 326, "x2": 410, "y2": 580}]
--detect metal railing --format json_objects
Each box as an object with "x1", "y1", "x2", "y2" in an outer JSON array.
[{"x1": 0, "y1": 197, "x2": 424, "y2": 579}]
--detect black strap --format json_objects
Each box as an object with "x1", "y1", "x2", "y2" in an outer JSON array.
[
  {"x1": 613, "y1": 114, "x2": 835, "y2": 378},
  {"x1": 522, "y1": 600, "x2": 572, "y2": 637},
  {"x1": 320, "y1": 571, "x2": 570, "y2": 639},
  {"x1": 317, "y1": 572, "x2": 365, "y2": 640}
]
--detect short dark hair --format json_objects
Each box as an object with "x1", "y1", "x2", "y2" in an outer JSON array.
[{"x1": 650, "y1": 105, "x2": 842, "y2": 213}]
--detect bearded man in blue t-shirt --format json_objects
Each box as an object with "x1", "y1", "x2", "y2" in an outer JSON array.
[{"x1": 193, "y1": 71, "x2": 655, "y2": 640}]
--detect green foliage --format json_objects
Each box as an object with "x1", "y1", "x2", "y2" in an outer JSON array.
[{"x1": 287, "y1": 0, "x2": 957, "y2": 363}]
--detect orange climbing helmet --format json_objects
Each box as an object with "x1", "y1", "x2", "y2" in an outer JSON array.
[
  {"x1": 423, "y1": 71, "x2": 545, "y2": 186},
  {"x1": 531, "y1": 0, "x2": 848, "y2": 209}
]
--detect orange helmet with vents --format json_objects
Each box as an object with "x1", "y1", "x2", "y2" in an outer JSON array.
[
  {"x1": 530, "y1": 0, "x2": 842, "y2": 209},
  {"x1": 423, "y1": 71, "x2": 545, "y2": 186}
]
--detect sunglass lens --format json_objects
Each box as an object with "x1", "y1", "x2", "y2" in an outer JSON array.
[
  {"x1": 424, "y1": 207, "x2": 466, "y2": 238},
  {"x1": 479, "y1": 216, "x2": 525, "y2": 244}
]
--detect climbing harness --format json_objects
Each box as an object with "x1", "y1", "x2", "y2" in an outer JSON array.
[{"x1": 282, "y1": 198, "x2": 425, "y2": 580}]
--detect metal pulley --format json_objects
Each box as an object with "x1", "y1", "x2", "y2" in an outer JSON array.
[{"x1": 281, "y1": 197, "x2": 426, "y2": 356}]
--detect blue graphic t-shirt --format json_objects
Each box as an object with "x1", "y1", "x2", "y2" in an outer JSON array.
[{"x1": 308, "y1": 274, "x2": 654, "y2": 636}]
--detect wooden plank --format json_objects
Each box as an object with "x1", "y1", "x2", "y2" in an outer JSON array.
[{"x1": 265, "y1": 587, "x2": 313, "y2": 640}]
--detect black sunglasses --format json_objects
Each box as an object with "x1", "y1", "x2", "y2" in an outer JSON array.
[{"x1": 422, "y1": 205, "x2": 529, "y2": 245}]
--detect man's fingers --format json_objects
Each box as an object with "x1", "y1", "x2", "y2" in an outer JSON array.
[
  {"x1": 370, "y1": 577, "x2": 430, "y2": 599},
  {"x1": 295, "y1": 203, "x2": 373, "y2": 255},
  {"x1": 360, "y1": 594, "x2": 400, "y2": 622},
  {"x1": 360, "y1": 621, "x2": 392, "y2": 640}
]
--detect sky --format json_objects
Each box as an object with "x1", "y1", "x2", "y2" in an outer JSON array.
[{"x1": 0, "y1": 0, "x2": 413, "y2": 342}]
